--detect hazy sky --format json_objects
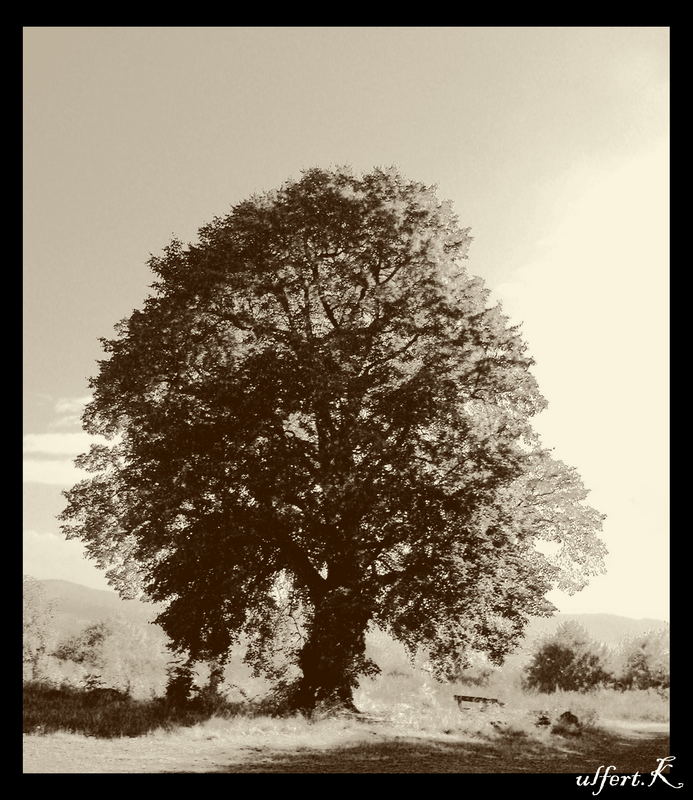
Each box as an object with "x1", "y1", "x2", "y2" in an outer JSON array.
[{"x1": 23, "y1": 27, "x2": 669, "y2": 620}]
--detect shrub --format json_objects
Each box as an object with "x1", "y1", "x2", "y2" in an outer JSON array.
[
  {"x1": 23, "y1": 680, "x2": 250, "y2": 738},
  {"x1": 54, "y1": 621, "x2": 111, "y2": 667}
]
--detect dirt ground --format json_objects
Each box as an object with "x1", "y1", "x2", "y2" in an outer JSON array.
[{"x1": 23, "y1": 718, "x2": 670, "y2": 774}]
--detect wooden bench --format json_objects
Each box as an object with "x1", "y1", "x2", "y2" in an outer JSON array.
[{"x1": 454, "y1": 694, "x2": 504, "y2": 710}]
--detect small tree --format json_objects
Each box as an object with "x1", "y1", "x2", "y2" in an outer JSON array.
[
  {"x1": 617, "y1": 628, "x2": 669, "y2": 691},
  {"x1": 523, "y1": 621, "x2": 611, "y2": 693},
  {"x1": 23, "y1": 576, "x2": 53, "y2": 681}
]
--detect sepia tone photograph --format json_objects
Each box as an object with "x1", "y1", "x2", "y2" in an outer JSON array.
[{"x1": 23, "y1": 26, "x2": 671, "y2": 778}]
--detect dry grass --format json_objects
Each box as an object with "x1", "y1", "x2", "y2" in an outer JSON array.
[
  {"x1": 23, "y1": 710, "x2": 670, "y2": 774},
  {"x1": 24, "y1": 668, "x2": 670, "y2": 773},
  {"x1": 24, "y1": 655, "x2": 668, "y2": 746},
  {"x1": 24, "y1": 628, "x2": 670, "y2": 772},
  {"x1": 354, "y1": 663, "x2": 669, "y2": 740}
]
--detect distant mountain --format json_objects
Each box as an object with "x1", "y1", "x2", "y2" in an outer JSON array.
[
  {"x1": 520, "y1": 613, "x2": 668, "y2": 650},
  {"x1": 34, "y1": 579, "x2": 668, "y2": 655}
]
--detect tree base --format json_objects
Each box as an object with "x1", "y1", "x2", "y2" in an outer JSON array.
[{"x1": 280, "y1": 678, "x2": 360, "y2": 717}]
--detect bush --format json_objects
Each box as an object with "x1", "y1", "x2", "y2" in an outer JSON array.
[
  {"x1": 523, "y1": 621, "x2": 611, "y2": 693},
  {"x1": 23, "y1": 680, "x2": 250, "y2": 738},
  {"x1": 53, "y1": 621, "x2": 111, "y2": 667}
]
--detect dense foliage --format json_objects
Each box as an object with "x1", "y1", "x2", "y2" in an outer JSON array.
[{"x1": 60, "y1": 167, "x2": 605, "y2": 711}]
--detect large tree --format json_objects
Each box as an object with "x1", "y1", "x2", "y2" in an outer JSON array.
[{"x1": 60, "y1": 167, "x2": 606, "y2": 712}]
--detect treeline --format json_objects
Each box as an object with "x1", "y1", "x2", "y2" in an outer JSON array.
[
  {"x1": 521, "y1": 620, "x2": 669, "y2": 694},
  {"x1": 23, "y1": 576, "x2": 267, "y2": 702},
  {"x1": 24, "y1": 580, "x2": 169, "y2": 697},
  {"x1": 24, "y1": 577, "x2": 669, "y2": 702}
]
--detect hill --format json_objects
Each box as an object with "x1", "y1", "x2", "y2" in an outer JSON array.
[
  {"x1": 520, "y1": 613, "x2": 667, "y2": 650},
  {"x1": 38, "y1": 579, "x2": 163, "y2": 643},
  {"x1": 35, "y1": 578, "x2": 667, "y2": 657}
]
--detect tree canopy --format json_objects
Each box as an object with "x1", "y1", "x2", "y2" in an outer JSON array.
[{"x1": 60, "y1": 166, "x2": 606, "y2": 711}]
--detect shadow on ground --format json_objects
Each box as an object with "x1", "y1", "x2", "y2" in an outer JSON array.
[{"x1": 202, "y1": 724, "x2": 669, "y2": 774}]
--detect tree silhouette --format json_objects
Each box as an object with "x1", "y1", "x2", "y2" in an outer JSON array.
[{"x1": 60, "y1": 167, "x2": 606, "y2": 712}]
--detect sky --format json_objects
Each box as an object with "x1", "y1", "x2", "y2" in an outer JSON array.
[{"x1": 23, "y1": 27, "x2": 669, "y2": 620}]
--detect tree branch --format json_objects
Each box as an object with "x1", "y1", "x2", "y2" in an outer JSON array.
[
  {"x1": 359, "y1": 333, "x2": 421, "y2": 378},
  {"x1": 311, "y1": 264, "x2": 341, "y2": 329}
]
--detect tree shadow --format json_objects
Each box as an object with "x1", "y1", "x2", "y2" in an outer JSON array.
[{"x1": 203, "y1": 724, "x2": 670, "y2": 774}]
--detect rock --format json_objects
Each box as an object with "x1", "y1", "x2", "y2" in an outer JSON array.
[
  {"x1": 559, "y1": 711, "x2": 580, "y2": 726},
  {"x1": 551, "y1": 710, "x2": 582, "y2": 737}
]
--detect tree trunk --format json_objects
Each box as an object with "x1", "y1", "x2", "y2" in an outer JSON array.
[{"x1": 287, "y1": 587, "x2": 373, "y2": 714}]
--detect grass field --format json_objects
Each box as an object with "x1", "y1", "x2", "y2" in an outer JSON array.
[
  {"x1": 23, "y1": 715, "x2": 669, "y2": 774},
  {"x1": 23, "y1": 680, "x2": 670, "y2": 774}
]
